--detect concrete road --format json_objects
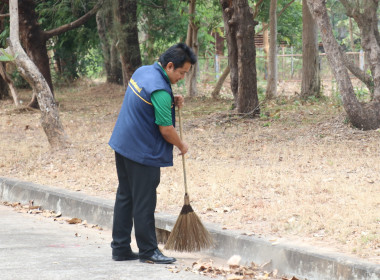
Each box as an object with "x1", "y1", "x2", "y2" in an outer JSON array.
[{"x1": 0, "y1": 204, "x2": 217, "y2": 280}]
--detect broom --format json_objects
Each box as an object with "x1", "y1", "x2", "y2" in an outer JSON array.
[{"x1": 164, "y1": 107, "x2": 213, "y2": 252}]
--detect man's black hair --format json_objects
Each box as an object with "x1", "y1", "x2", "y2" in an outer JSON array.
[{"x1": 158, "y1": 43, "x2": 197, "y2": 69}]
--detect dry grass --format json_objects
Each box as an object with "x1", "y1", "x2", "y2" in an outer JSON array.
[{"x1": 0, "y1": 79, "x2": 379, "y2": 264}]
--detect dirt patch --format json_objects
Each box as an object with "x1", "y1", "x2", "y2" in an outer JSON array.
[{"x1": 0, "y1": 80, "x2": 379, "y2": 264}]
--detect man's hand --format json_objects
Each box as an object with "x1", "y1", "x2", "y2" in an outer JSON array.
[
  {"x1": 174, "y1": 95, "x2": 185, "y2": 108},
  {"x1": 178, "y1": 141, "x2": 189, "y2": 155}
]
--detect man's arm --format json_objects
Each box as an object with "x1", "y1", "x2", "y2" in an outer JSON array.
[
  {"x1": 151, "y1": 91, "x2": 188, "y2": 155},
  {"x1": 159, "y1": 125, "x2": 188, "y2": 155}
]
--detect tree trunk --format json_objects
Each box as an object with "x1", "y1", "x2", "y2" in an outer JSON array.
[
  {"x1": 96, "y1": 9, "x2": 111, "y2": 78},
  {"x1": 220, "y1": 0, "x2": 259, "y2": 115},
  {"x1": 185, "y1": 0, "x2": 199, "y2": 97},
  {"x1": 113, "y1": 0, "x2": 142, "y2": 87},
  {"x1": 221, "y1": 1, "x2": 238, "y2": 103},
  {"x1": 0, "y1": 3, "x2": 10, "y2": 101},
  {"x1": 300, "y1": 0, "x2": 320, "y2": 99},
  {"x1": 18, "y1": 0, "x2": 52, "y2": 108},
  {"x1": 0, "y1": 62, "x2": 19, "y2": 106},
  {"x1": 96, "y1": 4, "x2": 123, "y2": 84},
  {"x1": 8, "y1": 0, "x2": 68, "y2": 147},
  {"x1": 0, "y1": 73, "x2": 9, "y2": 100},
  {"x1": 306, "y1": 0, "x2": 380, "y2": 130},
  {"x1": 109, "y1": 42, "x2": 123, "y2": 84},
  {"x1": 265, "y1": 0, "x2": 277, "y2": 99},
  {"x1": 211, "y1": 65, "x2": 230, "y2": 99}
]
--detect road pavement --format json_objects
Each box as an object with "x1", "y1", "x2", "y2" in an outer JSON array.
[
  {"x1": 0, "y1": 204, "x2": 216, "y2": 280},
  {"x1": 1, "y1": 178, "x2": 379, "y2": 280}
]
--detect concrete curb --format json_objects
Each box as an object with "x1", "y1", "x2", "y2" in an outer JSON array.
[{"x1": 1, "y1": 177, "x2": 379, "y2": 280}]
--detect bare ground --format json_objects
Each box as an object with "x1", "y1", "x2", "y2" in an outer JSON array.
[{"x1": 0, "y1": 80, "x2": 379, "y2": 264}]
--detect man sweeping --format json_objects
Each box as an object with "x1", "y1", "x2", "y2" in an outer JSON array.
[{"x1": 108, "y1": 43, "x2": 197, "y2": 264}]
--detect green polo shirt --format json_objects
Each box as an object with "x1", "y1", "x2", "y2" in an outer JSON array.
[{"x1": 151, "y1": 64, "x2": 173, "y2": 126}]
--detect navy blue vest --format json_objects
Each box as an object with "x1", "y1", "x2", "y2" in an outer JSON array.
[{"x1": 109, "y1": 62, "x2": 175, "y2": 167}]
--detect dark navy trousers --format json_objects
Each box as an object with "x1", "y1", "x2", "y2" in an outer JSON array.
[{"x1": 111, "y1": 152, "x2": 160, "y2": 257}]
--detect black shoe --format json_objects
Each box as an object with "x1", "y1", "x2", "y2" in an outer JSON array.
[
  {"x1": 139, "y1": 249, "x2": 176, "y2": 264},
  {"x1": 112, "y1": 251, "x2": 139, "y2": 261}
]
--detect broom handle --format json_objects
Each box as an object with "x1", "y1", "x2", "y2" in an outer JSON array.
[{"x1": 178, "y1": 107, "x2": 188, "y2": 195}]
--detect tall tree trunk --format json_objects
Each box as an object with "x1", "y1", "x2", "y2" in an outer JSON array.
[
  {"x1": 235, "y1": 1, "x2": 259, "y2": 114},
  {"x1": 114, "y1": 0, "x2": 142, "y2": 87},
  {"x1": 306, "y1": 0, "x2": 380, "y2": 130},
  {"x1": 8, "y1": 0, "x2": 68, "y2": 147},
  {"x1": 0, "y1": 3, "x2": 10, "y2": 101},
  {"x1": 0, "y1": 4, "x2": 10, "y2": 102},
  {"x1": 96, "y1": 9, "x2": 111, "y2": 78},
  {"x1": 18, "y1": 0, "x2": 53, "y2": 108},
  {"x1": 300, "y1": 0, "x2": 320, "y2": 99},
  {"x1": 110, "y1": 43, "x2": 123, "y2": 84},
  {"x1": 185, "y1": 0, "x2": 199, "y2": 97},
  {"x1": 265, "y1": 0, "x2": 277, "y2": 99},
  {"x1": 220, "y1": 0, "x2": 259, "y2": 115},
  {"x1": 96, "y1": 4, "x2": 123, "y2": 84},
  {"x1": 220, "y1": 0, "x2": 239, "y2": 104}
]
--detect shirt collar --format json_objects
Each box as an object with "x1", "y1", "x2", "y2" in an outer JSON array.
[{"x1": 157, "y1": 62, "x2": 170, "y2": 82}]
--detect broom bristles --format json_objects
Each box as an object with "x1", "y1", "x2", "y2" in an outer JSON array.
[{"x1": 164, "y1": 202, "x2": 213, "y2": 252}]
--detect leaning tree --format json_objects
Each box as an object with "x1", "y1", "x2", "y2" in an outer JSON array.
[
  {"x1": 306, "y1": 0, "x2": 380, "y2": 130},
  {"x1": 7, "y1": 0, "x2": 67, "y2": 147}
]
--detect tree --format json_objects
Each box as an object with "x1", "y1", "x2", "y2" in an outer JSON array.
[
  {"x1": 7, "y1": 0, "x2": 67, "y2": 147},
  {"x1": 96, "y1": 1, "x2": 123, "y2": 84},
  {"x1": 220, "y1": 0, "x2": 259, "y2": 115},
  {"x1": 17, "y1": 0, "x2": 103, "y2": 107},
  {"x1": 113, "y1": 0, "x2": 142, "y2": 86},
  {"x1": 185, "y1": 0, "x2": 199, "y2": 97},
  {"x1": 306, "y1": 0, "x2": 380, "y2": 130},
  {"x1": 0, "y1": 66, "x2": 9, "y2": 100},
  {"x1": 213, "y1": 0, "x2": 300, "y2": 97},
  {"x1": 265, "y1": 0, "x2": 277, "y2": 99},
  {"x1": 300, "y1": 0, "x2": 320, "y2": 99}
]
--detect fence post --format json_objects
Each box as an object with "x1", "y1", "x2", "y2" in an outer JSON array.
[
  {"x1": 359, "y1": 49, "x2": 364, "y2": 70},
  {"x1": 215, "y1": 54, "x2": 220, "y2": 80},
  {"x1": 291, "y1": 46, "x2": 294, "y2": 79},
  {"x1": 282, "y1": 46, "x2": 285, "y2": 80}
]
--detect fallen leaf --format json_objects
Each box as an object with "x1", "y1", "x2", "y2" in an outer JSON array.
[
  {"x1": 226, "y1": 276, "x2": 243, "y2": 280},
  {"x1": 67, "y1": 218, "x2": 82, "y2": 224}
]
